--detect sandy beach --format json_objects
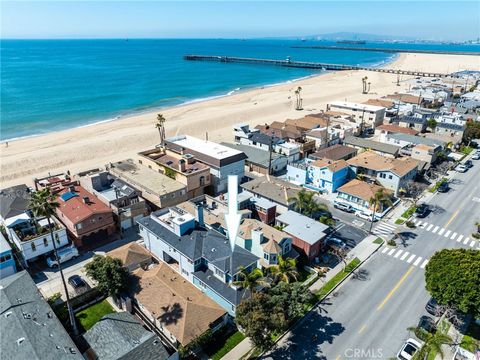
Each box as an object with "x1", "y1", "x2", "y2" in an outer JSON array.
[{"x1": 1, "y1": 52, "x2": 479, "y2": 188}]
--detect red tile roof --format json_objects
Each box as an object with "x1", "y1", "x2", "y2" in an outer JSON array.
[
  {"x1": 376, "y1": 124, "x2": 419, "y2": 136},
  {"x1": 56, "y1": 185, "x2": 113, "y2": 224}
]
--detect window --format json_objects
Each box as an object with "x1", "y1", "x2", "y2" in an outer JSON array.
[
  {"x1": 388, "y1": 175, "x2": 393, "y2": 179},
  {"x1": 43, "y1": 238, "x2": 48, "y2": 247},
  {"x1": 253, "y1": 141, "x2": 257, "y2": 145},
  {"x1": 31, "y1": 243, "x2": 36, "y2": 252},
  {"x1": 215, "y1": 267, "x2": 223, "y2": 277},
  {"x1": 76, "y1": 223, "x2": 82, "y2": 230},
  {"x1": 55, "y1": 234, "x2": 60, "y2": 245},
  {"x1": 181, "y1": 269, "x2": 189, "y2": 276},
  {"x1": 0, "y1": 254, "x2": 12, "y2": 263},
  {"x1": 263, "y1": 253, "x2": 269, "y2": 260},
  {"x1": 200, "y1": 176, "x2": 205, "y2": 186}
]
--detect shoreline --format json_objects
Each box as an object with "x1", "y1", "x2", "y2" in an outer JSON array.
[
  {"x1": 1, "y1": 52, "x2": 479, "y2": 188},
  {"x1": 0, "y1": 53, "x2": 399, "y2": 143}
]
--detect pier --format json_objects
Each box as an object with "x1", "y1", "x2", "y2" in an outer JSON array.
[
  {"x1": 290, "y1": 45, "x2": 480, "y2": 56},
  {"x1": 183, "y1": 54, "x2": 461, "y2": 78}
]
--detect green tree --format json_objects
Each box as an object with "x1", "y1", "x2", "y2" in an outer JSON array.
[
  {"x1": 30, "y1": 188, "x2": 79, "y2": 335},
  {"x1": 236, "y1": 293, "x2": 283, "y2": 351},
  {"x1": 85, "y1": 255, "x2": 129, "y2": 298},
  {"x1": 269, "y1": 256, "x2": 299, "y2": 284},
  {"x1": 407, "y1": 326, "x2": 452, "y2": 360},
  {"x1": 155, "y1": 113, "x2": 166, "y2": 145},
  {"x1": 427, "y1": 118, "x2": 437, "y2": 133},
  {"x1": 425, "y1": 249, "x2": 480, "y2": 317},
  {"x1": 463, "y1": 121, "x2": 480, "y2": 142},
  {"x1": 268, "y1": 282, "x2": 315, "y2": 322},
  {"x1": 233, "y1": 267, "x2": 269, "y2": 298},
  {"x1": 368, "y1": 188, "x2": 393, "y2": 234},
  {"x1": 288, "y1": 189, "x2": 328, "y2": 218}
]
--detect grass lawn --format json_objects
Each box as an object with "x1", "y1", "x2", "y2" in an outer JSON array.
[
  {"x1": 395, "y1": 218, "x2": 405, "y2": 225},
  {"x1": 373, "y1": 237, "x2": 384, "y2": 244},
  {"x1": 315, "y1": 258, "x2": 361, "y2": 299},
  {"x1": 460, "y1": 146, "x2": 474, "y2": 155},
  {"x1": 75, "y1": 299, "x2": 115, "y2": 332},
  {"x1": 401, "y1": 206, "x2": 417, "y2": 219},
  {"x1": 206, "y1": 331, "x2": 246, "y2": 360},
  {"x1": 460, "y1": 321, "x2": 480, "y2": 352}
]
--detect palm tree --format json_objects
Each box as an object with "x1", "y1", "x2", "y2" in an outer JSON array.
[
  {"x1": 155, "y1": 113, "x2": 166, "y2": 145},
  {"x1": 368, "y1": 188, "x2": 393, "y2": 234},
  {"x1": 29, "y1": 188, "x2": 78, "y2": 335},
  {"x1": 233, "y1": 267, "x2": 269, "y2": 298},
  {"x1": 288, "y1": 190, "x2": 328, "y2": 218},
  {"x1": 407, "y1": 326, "x2": 452, "y2": 360},
  {"x1": 294, "y1": 87, "x2": 303, "y2": 110},
  {"x1": 269, "y1": 256, "x2": 299, "y2": 284}
]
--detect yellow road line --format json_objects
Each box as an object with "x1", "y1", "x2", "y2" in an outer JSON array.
[
  {"x1": 444, "y1": 209, "x2": 459, "y2": 229},
  {"x1": 335, "y1": 355, "x2": 341, "y2": 360},
  {"x1": 376, "y1": 266, "x2": 414, "y2": 311},
  {"x1": 358, "y1": 324, "x2": 367, "y2": 334}
]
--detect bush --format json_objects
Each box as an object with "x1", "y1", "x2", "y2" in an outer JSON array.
[
  {"x1": 472, "y1": 233, "x2": 480, "y2": 239},
  {"x1": 401, "y1": 206, "x2": 417, "y2": 219},
  {"x1": 405, "y1": 221, "x2": 416, "y2": 228},
  {"x1": 395, "y1": 218, "x2": 405, "y2": 225},
  {"x1": 387, "y1": 239, "x2": 397, "y2": 247}
]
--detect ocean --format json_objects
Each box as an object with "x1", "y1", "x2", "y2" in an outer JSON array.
[{"x1": 1, "y1": 39, "x2": 479, "y2": 141}]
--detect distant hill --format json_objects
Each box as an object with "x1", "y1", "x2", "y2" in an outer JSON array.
[{"x1": 268, "y1": 32, "x2": 417, "y2": 42}]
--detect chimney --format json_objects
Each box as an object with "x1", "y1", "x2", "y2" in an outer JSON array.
[
  {"x1": 178, "y1": 159, "x2": 186, "y2": 172},
  {"x1": 69, "y1": 185, "x2": 76, "y2": 193},
  {"x1": 251, "y1": 228, "x2": 264, "y2": 255},
  {"x1": 194, "y1": 203, "x2": 204, "y2": 227},
  {"x1": 83, "y1": 196, "x2": 90, "y2": 204}
]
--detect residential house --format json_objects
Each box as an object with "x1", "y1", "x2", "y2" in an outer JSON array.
[
  {"x1": 286, "y1": 158, "x2": 349, "y2": 193},
  {"x1": 275, "y1": 211, "x2": 330, "y2": 261},
  {"x1": 336, "y1": 179, "x2": 394, "y2": 217},
  {"x1": 137, "y1": 207, "x2": 259, "y2": 315},
  {"x1": 77, "y1": 169, "x2": 149, "y2": 230},
  {"x1": 386, "y1": 93, "x2": 424, "y2": 105},
  {"x1": 107, "y1": 159, "x2": 188, "y2": 209},
  {"x1": 0, "y1": 271, "x2": 82, "y2": 360},
  {"x1": 138, "y1": 148, "x2": 211, "y2": 198},
  {"x1": 411, "y1": 144, "x2": 441, "y2": 165},
  {"x1": 83, "y1": 312, "x2": 176, "y2": 360},
  {"x1": 284, "y1": 114, "x2": 329, "y2": 131},
  {"x1": 54, "y1": 183, "x2": 116, "y2": 249},
  {"x1": 221, "y1": 142, "x2": 288, "y2": 175},
  {"x1": 434, "y1": 113, "x2": 467, "y2": 137},
  {"x1": 379, "y1": 133, "x2": 445, "y2": 160},
  {"x1": 0, "y1": 232, "x2": 16, "y2": 279},
  {"x1": 327, "y1": 101, "x2": 386, "y2": 130},
  {"x1": 131, "y1": 263, "x2": 227, "y2": 347},
  {"x1": 374, "y1": 124, "x2": 419, "y2": 137},
  {"x1": 240, "y1": 176, "x2": 306, "y2": 214},
  {"x1": 304, "y1": 127, "x2": 341, "y2": 149},
  {"x1": 343, "y1": 136, "x2": 401, "y2": 158},
  {"x1": 164, "y1": 135, "x2": 247, "y2": 194},
  {"x1": 395, "y1": 114, "x2": 428, "y2": 133},
  {"x1": 250, "y1": 197, "x2": 277, "y2": 225},
  {"x1": 107, "y1": 242, "x2": 153, "y2": 272},
  {"x1": 237, "y1": 131, "x2": 301, "y2": 163},
  {"x1": 310, "y1": 144, "x2": 358, "y2": 162},
  {"x1": 236, "y1": 218, "x2": 298, "y2": 269},
  {"x1": 347, "y1": 151, "x2": 419, "y2": 196},
  {"x1": 0, "y1": 184, "x2": 70, "y2": 265}
]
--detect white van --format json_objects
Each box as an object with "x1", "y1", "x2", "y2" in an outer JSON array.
[
  {"x1": 47, "y1": 246, "x2": 79, "y2": 268},
  {"x1": 333, "y1": 200, "x2": 353, "y2": 213}
]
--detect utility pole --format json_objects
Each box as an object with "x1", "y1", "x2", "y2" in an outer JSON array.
[
  {"x1": 360, "y1": 107, "x2": 366, "y2": 136},
  {"x1": 114, "y1": 187, "x2": 123, "y2": 239},
  {"x1": 267, "y1": 134, "x2": 274, "y2": 175}
]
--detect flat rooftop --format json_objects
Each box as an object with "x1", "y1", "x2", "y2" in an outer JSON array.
[
  {"x1": 108, "y1": 159, "x2": 186, "y2": 195},
  {"x1": 165, "y1": 135, "x2": 245, "y2": 160},
  {"x1": 329, "y1": 101, "x2": 385, "y2": 112},
  {"x1": 139, "y1": 149, "x2": 210, "y2": 175}
]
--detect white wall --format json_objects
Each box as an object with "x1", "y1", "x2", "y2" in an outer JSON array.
[{"x1": 9, "y1": 227, "x2": 69, "y2": 262}]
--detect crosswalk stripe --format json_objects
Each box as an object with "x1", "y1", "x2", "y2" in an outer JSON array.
[
  {"x1": 388, "y1": 248, "x2": 396, "y2": 256},
  {"x1": 457, "y1": 235, "x2": 463, "y2": 243},
  {"x1": 463, "y1": 237, "x2": 470, "y2": 245},
  {"x1": 413, "y1": 257, "x2": 423, "y2": 266},
  {"x1": 444, "y1": 230, "x2": 451, "y2": 237},
  {"x1": 407, "y1": 255, "x2": 416, "y2": 263},
  {"x1": 400, "y1": 252, "x2": 409, "y2": 260},
  {"x1": 427, "y1": 224, "x2": 434, "y2": 231},
  {"x1": 420, "y1": 259, "x2": 429, "y2": 269},
  {"x1": 451, "y1": 232, "x2": 458, "y2": 240},
  {"x1": 415, "y1": 220, "x2": 422, "y2": 227},
  {"x1": 382, "y1": 247, "x2": 389, "y2": 254},
  {"x1": 420, "y1": 222, "x2": 428, "y2": 229},
  {"x1": 438, "y1": 228, "x2": 445, "y2": 235},
  {"x1": 432, "y1": 226, "x2": 439, "y2": 233},
  {"x1": 470, "y1": 241, "x2": 475, "y2": 247},
  {"x1": 394, "y1": 250, "x2": 403, "y2": 258}
]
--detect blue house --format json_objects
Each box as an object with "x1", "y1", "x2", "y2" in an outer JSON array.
[
  {"x1": 0, "y1": 232, "x2": 16, "y2": 279},
  {"x1": 137, "y1": 206, "x2": 259, "y2": 316},
  {"x1": 286, "y1": 158, "x2": 349, "y2": 193}
]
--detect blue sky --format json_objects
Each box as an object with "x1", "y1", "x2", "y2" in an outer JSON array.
[{"x1": 1, "y1": 1, "x2": 478, "y2": 40}]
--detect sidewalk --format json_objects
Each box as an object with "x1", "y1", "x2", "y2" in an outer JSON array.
[{"x1": 221, "y1": 338, "x2": 253, "y2": 360}]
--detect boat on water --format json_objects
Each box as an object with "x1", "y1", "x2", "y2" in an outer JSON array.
[{"x1": 336, "y1": 40, "x2": 366, "y2": 45}]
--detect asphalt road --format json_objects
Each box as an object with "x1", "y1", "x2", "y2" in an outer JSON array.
[{"x1": 265, "y1": 157, "x2": 480, "y2": 360}]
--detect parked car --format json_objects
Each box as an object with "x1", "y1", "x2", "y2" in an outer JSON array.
[
  {"x1": 414, "y1": 204, "x2": 429, "y2": 218},
  {"x1": 355, "y1": 210, "x2": 376, "y2": 221},
  {"x1": 456, "y1": 164, "x2": 468, "y2": 173},
  {"x1": 464, "y1": 160, "x2": 473, "y2": 168},
  {"x1": 417, "y1": 315, "x2": 436, "y2": 334},
  {"x1": 397, "y1": 338, "x2": 422, "y2": 360},
  {"x1": 334, "y1": 201, "x2": 354, "y2": 213},
  {"x1": 425, "y1": 297, "x2": 444, "y2": 316},
  {"x1": 437, "y1": 181, "x2": 449, "y2": 193},
  {"x1": 68, "y1": 275, "x2": 87, "y2": 289},
  {"x1": 327, "y1": 237, "x2": 347, "y2": 250},
  {"x1": 472, "y1": 152, "x2": 480, "y2": 160},
  {"x1": 46, "y1": 246, "x2": 79, "y2": 268}
]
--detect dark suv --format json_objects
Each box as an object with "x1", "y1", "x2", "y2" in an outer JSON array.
[
  {"x1": 437, "y1": 181, "x2": 449, "y2": 193},
  {"x1": 415, "y1": 204, "x2": 429, "y2": 218}
]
